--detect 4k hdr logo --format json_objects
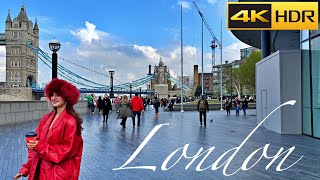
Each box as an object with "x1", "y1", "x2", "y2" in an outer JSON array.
[{"x1": 227, "y1": 2, "x2": 318, "y2": 30}]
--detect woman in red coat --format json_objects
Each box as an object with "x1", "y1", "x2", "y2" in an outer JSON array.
[{"x1": 14, "y1": 79, "x2": 84, "y2": 180}]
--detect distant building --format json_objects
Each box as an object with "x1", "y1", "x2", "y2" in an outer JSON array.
[
  {"x1": 193, "y1": 65, "x2": 199, "y2": 87},
  {"x1": 240, "y1": 47, "x2": 259, "y2": 60},
  {"x1": 178, "y1": 76, "x2": 192, "y2": 88},
  {"x1": 198, "y1": 73, "x2": 215, "y2": 93},
  {"x1": 193, "y1": 64, "x2": 220, "y2": 96}
]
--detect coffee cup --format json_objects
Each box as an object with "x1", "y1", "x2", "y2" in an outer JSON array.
[{"x1": 25, "y1": 132, "x2": 37, "y2": 143}]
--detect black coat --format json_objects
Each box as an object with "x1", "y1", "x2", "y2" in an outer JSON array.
[
  {"x1": 102, "y1": 98, "x2": 112, "y2": 114},
  {"x1": 97, "y1": 98, "x2": 104, "y2": 110}
]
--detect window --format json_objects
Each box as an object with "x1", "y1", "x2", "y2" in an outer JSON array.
[
  {"x1": 301, "y1": 30, "x2": 309, "y2": 42},
  {"x1": 310, "y1": 36, "x2": 320, "y2": 138}
]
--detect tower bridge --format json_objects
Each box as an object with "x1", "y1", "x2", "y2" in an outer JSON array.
[{"x1": 0, "y1": 5, "x2": 190, "y2": 101}]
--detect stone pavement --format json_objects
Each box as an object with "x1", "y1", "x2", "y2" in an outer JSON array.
[{"x1": 1, "y1": 106, "x2": 320, "y2": 180}]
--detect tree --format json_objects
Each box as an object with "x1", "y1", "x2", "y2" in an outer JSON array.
[
  {"x1": 223, "y1": 50, "x2": 261, "y2": 99},
  {"x1": 223, "y1": 65, "x2": 242, "y2": 99},
  {"x1": 239, "y1": 50, "x2": 261, "y2": 95}
]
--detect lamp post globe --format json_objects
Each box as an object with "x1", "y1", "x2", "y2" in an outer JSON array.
[
  {"x1": 49, "y1": 39, "x2": 61, "y2": 52},
  {"x1": 109, "y1": 70, "x2": 115, "y2": 76},
  {"x1": 109, "y1": 70, "x2": 115, "y2": 98},
  {"x1": 49, "y1": 39, "x2": 61, "y2": 79}
]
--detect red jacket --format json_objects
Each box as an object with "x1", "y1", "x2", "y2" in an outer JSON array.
[
  {"x1": 130, "y1": 96, "x2": 144, "y2": 112},
  {"x1": 19, "y1": 109, "x2": 83, "y2": 180}
]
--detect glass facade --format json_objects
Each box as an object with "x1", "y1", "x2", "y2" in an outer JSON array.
[{"x1": 302, "y1": 30, "x2": 320, "y2": 138}]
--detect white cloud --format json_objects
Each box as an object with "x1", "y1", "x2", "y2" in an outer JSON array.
[
  {"x1": 70, "y1": 21, "x2": 108, "y2": 44},
  {"x1": 128, "y1": 73, "x2": 135, "y2": 81},
  {"x1": 177, "y1": 1, "x2": 191, "y2": 9},
  {"x1": 169, "y1": 69, "x2": 178, "y2": 78},
  {"x1": 222, "y1": 41, "x2": 250, "y2": 61},
  {"x1": 133, "y1": 45, "x2": 159, "y2": 61},
  {"x1": 32, "y1": 21, "x2": 247, "y2": 90},
  {"x1": 0, "y1": 29, "x2": 248, "y2": 89}
]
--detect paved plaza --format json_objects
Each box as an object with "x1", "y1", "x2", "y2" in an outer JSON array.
[{"x1": 1, "y1": 107, "x2": 320, "y2": 180}]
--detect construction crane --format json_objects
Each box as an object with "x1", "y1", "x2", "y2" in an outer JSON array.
[
  {"x1": 193, "y1": 1, "x2": 224, "y2": 110},
  {"x1": 193, "y1": 1, "x2": 221, "y2": 49}
]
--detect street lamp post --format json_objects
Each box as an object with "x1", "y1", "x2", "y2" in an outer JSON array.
[
  {"x1": 230, "y1": 62, "x2": 233, "y2": 104},
  {"x1": 225, "y1": 61, "x2": 232, "y2": 102},
  {"x1": 211, "y1": 40, "x2": 216, "y2": 100},
  {"x1": 49, "y1": 39, "x2": 61, "y2": 79},
  {"x1": 129, "y1": 82, "x2": 132, "y2": 98},
  {"x1": 139, "y1": 87, "x2": 142, "y2": 98},
  {"x1": 109, "y1": 70, "x2": 115, "y2": 98}
]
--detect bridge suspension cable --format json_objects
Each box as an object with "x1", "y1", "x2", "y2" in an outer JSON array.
[
  {"x1": 27, "y1": 42, "x2": 108, "y2": 88},
  {"x1": 27, "y1": 41, "x2": 156, "y2": 89},
  {"x1": 166, "y1": 73, "x2": 191, "y2": 90},
  {"x1": 40, "y1": 50, "x2": 125, "y2": 84}
]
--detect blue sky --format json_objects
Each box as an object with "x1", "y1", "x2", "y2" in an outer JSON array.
[{"x1": 0, "y1": 0, "x2": 249, "y2": 87}]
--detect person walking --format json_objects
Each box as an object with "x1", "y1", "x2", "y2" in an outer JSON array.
[
  {"x1": 114, "y1": 97, "x2": 120, "y2": 112},
  {"x1": 102, "y1": 94, "x2": 112, "y2": 123},
  {"x1": 197, "y1": 95, "x2": 209, "y2": 126},
  {"x1": 234, "y1": 96, "x2": 240, "y2": 116},
  {"x1": 153, "y1": 97, "x2": 161, "y2": 117},
  {"x1": 168, "y1": 101, "x2": 174, "y2": 111},
  {"x1": 85, "y1": 94, "x2": 94, "y2": 113},
  {"x1": 130, "y1": 93, "x2": 144, "y2": 126},
  {"x1": 117, "y1": 95, "x2": 133, "y2": 128},
  {"x1": 142, "y1": 98, "x2": 147, "y2": 110},
  {"x1": 225, "y1": 97, "x2": 231, "y2": 115},
  {"x1": 97, "y1": 96, "x2": 103, "y2": 113},
  {"x1": 147, "y1": 98, "x2": 151, "y2": 109},
  {"x1": 242, "y1": 97, "x2": 248, "y2": 115},
  {"x1": 14, "y1": 78, "x2": 83, "y2": 180}
]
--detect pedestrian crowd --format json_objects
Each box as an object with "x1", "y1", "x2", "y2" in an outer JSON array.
[
  {"x1": 86, "y1": 93, "x2": 249, "y2": 128},
  {"x1": 84, "y1": 93, "x2": 161, "y2": 128}
]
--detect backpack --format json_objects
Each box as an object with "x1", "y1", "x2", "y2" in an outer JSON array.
[
  {"x1": 199, "y1": 100, "x2": 207, "y2": 110},
  {"x1": 225, "y1": 100, "x2": 230, "y2": 107}
]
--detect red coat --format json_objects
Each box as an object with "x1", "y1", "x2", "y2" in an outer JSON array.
[
  {"x1": 19, "y1": 109, "x2": 83, "y2": 180},
  {"x1": 130, "y1": 96, "x2": 144, "y2": 112}
]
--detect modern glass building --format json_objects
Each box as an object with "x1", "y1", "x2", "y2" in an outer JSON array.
[
  {"x1": 230, "y1": 0, "x2": 319, "y2": 139},
  {"x1": 301, "y1": 29, "x2": 320, "y2": 138},
  {"x1": 240, "y1": 47, "x2": 260, "y2": 60}
]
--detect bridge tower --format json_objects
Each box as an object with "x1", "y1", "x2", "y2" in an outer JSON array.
[
  {"x1": 5, "y1": 5, "x2": 39, "y2": 88},
  {"x1": 151, "y1": 57, "x2": 174, "y2": 99}
]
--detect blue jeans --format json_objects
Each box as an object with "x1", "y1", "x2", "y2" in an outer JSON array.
[
  {"x1": 243, "y1": 106, "x2": 247, "y2": 115},
  {"x1": 88, "y1": 103, "x2": 94, "y2": 112},
  {"x1": 235, "y1": 106, "x2": 240, "y2": 115},
  {"x1": 132, "y1": 111, "x2": 141, "y2": 125}
]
